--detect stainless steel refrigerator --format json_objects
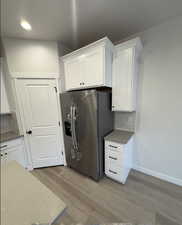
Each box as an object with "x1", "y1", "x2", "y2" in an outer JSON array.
[{"x1": 60, "y1": 89, "x2": 113, "y2": 181}]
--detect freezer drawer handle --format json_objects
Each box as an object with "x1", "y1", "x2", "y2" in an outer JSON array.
[
  {"x1": 0, "y1": 145, "x2": 7, "y2": 149},
  {"x1": 109, "y1": 156, "x2": 117, "y2": 160},
  {"x1": 109, "y1": 145, "x2": 118, "y2": 149},
  {"x1": 109, "y1": 169, "x2": 117, "y2": 175}
]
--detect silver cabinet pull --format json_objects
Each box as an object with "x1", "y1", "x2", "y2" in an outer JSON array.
[
  {"x1": 109, "y1": 145, "x2": 118, "y2": 149},
  {"x1": 109, "y1": 169, "x2": 117, "y2": 174},
  {"x1": 109, "y1": 156, "x2": 117, "y2": 160},
  {"x1": 0, "y1": 145, "x2": 7, "y2": 149}
]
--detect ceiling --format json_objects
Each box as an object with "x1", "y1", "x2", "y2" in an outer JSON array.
[{"x1": 1, "y1": 0, "x2": 182, "y2": 49}]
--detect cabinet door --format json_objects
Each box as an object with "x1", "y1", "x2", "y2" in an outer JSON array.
[
  {"x1": 112, "y1": 48, "x2": 134, "y2": 111},
  {"x1": 64, "y1": 58, "x2": 83, "y2": 90},
  {"x1": 0, "y1": 59, "x2": 10, "y2": 114},
  {"x1": 0, "y1": 151, "x2": 6, "y2": 164},
  {"x1": 64, "y1": 47, "x2": 106, "y2": 90},
  {"x1": 6, "y1": 146, "x2": 26, "y2": 168},
  {"x1": 82, "y1": 47, "x2": 104, "y2": 87}
]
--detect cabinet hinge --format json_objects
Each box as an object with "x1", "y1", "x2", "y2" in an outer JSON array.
[
  {"x1": 54, "y1": 86, "x2": 57, "y2": 93},
  {"x1": 58, "y1": 121, "x2": 61, "y2": 126},
  {"x1": 61, "y1": 152, "x2": 63, "y2": 155}
]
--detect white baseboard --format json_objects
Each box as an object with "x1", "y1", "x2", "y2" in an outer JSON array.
[
  {"x1": 133, "y1": 165, "x2": 182, "y2": 187},
  {"x1": 27, "y1": 165, "x2": 34, "y2": 171}
]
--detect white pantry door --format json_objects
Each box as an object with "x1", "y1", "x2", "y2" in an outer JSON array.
[{"x1": 16, "y1": 79, "x2": 64, "y2": 168}]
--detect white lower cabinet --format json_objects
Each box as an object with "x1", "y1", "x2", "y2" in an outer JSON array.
[
  {"x1": 0, "y1": 138, "x2": 26, "y2": 168},
  {"x1": 105, "y1": 138, "x2": 133, "y2": 184}
]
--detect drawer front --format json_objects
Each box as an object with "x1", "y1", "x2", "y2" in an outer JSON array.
[
  {"x1": 105, "y1": 141, "x2": 123, "y2": 152},
  {"x1": 0, "y1": 138, "x2": 23, "y2": 150},
  {"x1": 105, "y1": 149, "x2": 122, "y2": 167},
  {"x1": 0, "y1": 144, "x2": 8, "y2": 151},
  {"x1": 0, "y1": 150, "x2": 6, "y2": 161},
  {"x1": 105, "y1": 162, "x2": 123, "y2": 182}
]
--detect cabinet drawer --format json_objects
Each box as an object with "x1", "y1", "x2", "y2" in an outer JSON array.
[
  {"x1": 105, "y1": 163, "x2": 123, "y2": 181},
  {"x1": 105, "y1": 141, "x2": 123, "y2": 152},
  {"x1": 0, "y1": 138, "x2": 23, "y2": 150},
  {"x1": 105, "y1": 149, "x2": 122, "y2": 167}
]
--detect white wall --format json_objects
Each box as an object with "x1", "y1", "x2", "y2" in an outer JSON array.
[
  {"x1": 3, "y1": 38, "x2": 60, "y2": 78},
  {"x1": 133, "y1": 16, "x2": 182, "y2": 185},
  {"x1": 58, "y1": 42, "x2": 72, "y2": 57}
]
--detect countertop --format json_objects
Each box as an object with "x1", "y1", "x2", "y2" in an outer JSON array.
[
  {"x1": 1, "y1": 161, "x2": 66, "y2": 225},
  {"x1": 0, "y1": 131, "x2": 23, "y2": 143},
  {"x1": 105, "y1": 129, "x2": 134, "y2": 144}
]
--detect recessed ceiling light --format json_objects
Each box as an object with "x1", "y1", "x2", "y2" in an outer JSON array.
[{"x1": 20, "y1": 20, "x2": 32, "y2": 31}]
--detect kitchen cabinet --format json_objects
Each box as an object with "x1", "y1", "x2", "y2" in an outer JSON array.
[
  {"x1": 0, "y1": 58, "x2": 11, "y2": 114},
  {"x1": 112, "y1": 38, "x2": 142, "y2": 112},
  {"x1": 0, "y1": 138, "x2": 26, "y2": 168},
  {"x1": 104, "y1": 130, "x2": 133, "y2": 184},
  {"x1": 63, "y1": 37, "x2": 114, "y2": 91}
]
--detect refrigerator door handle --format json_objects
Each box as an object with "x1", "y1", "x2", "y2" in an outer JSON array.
[
  {"x1": 72, "y1": 105, "x2": 78, "y2": 150},
  {"x1": 70, "y1": 105, "x2": 76, "y2": 149}
]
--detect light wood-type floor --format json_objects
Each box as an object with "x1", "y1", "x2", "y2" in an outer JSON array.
[{"x1": 32, "y1": 166, "x2": 182, "y2": 225}]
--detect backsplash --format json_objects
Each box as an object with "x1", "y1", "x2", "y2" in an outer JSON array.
[
  {"x1": 0, "y1": 113, "x2": 19, "y2": 134},
  {"x1": 114, "y1": 111, "x2": 136, "y2": 132}
]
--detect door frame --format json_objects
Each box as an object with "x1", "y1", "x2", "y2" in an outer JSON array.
[{"x1": 14, "y1": 77, "x2": 66, "y2": 170}]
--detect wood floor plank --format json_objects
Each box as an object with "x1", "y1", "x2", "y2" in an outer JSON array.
[
  {"x1": 101, "y1": 175, "x2": 182, "y2": 223},
  {"x1": 155, "y1": 212, "x2": 181, "y2": 225},
  {"x1": 32, "y1": 166, "x2": 182, "y2": 225}
]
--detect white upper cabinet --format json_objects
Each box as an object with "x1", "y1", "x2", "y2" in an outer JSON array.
[
  {"x1": 63, "y1": 37, "x2": 114, "y2": 91},
  {"x1": 0, "y1": 58, "x2": 10, "y2": 114},
  {"x1": 112, "y1": 38, "x2": 142, "y2": 112}
]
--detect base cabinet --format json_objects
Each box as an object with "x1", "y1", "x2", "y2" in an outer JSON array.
[
  {"x1": 105, "y1": 139, "x2": 133, "y2": 184},
  {"x1": 0, "y1": 138, "x2": 26, "y2": 168}
]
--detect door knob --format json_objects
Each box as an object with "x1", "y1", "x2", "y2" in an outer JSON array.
[{"x1": 26, "y1": 130, "x2": 32, "y2": 134}]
